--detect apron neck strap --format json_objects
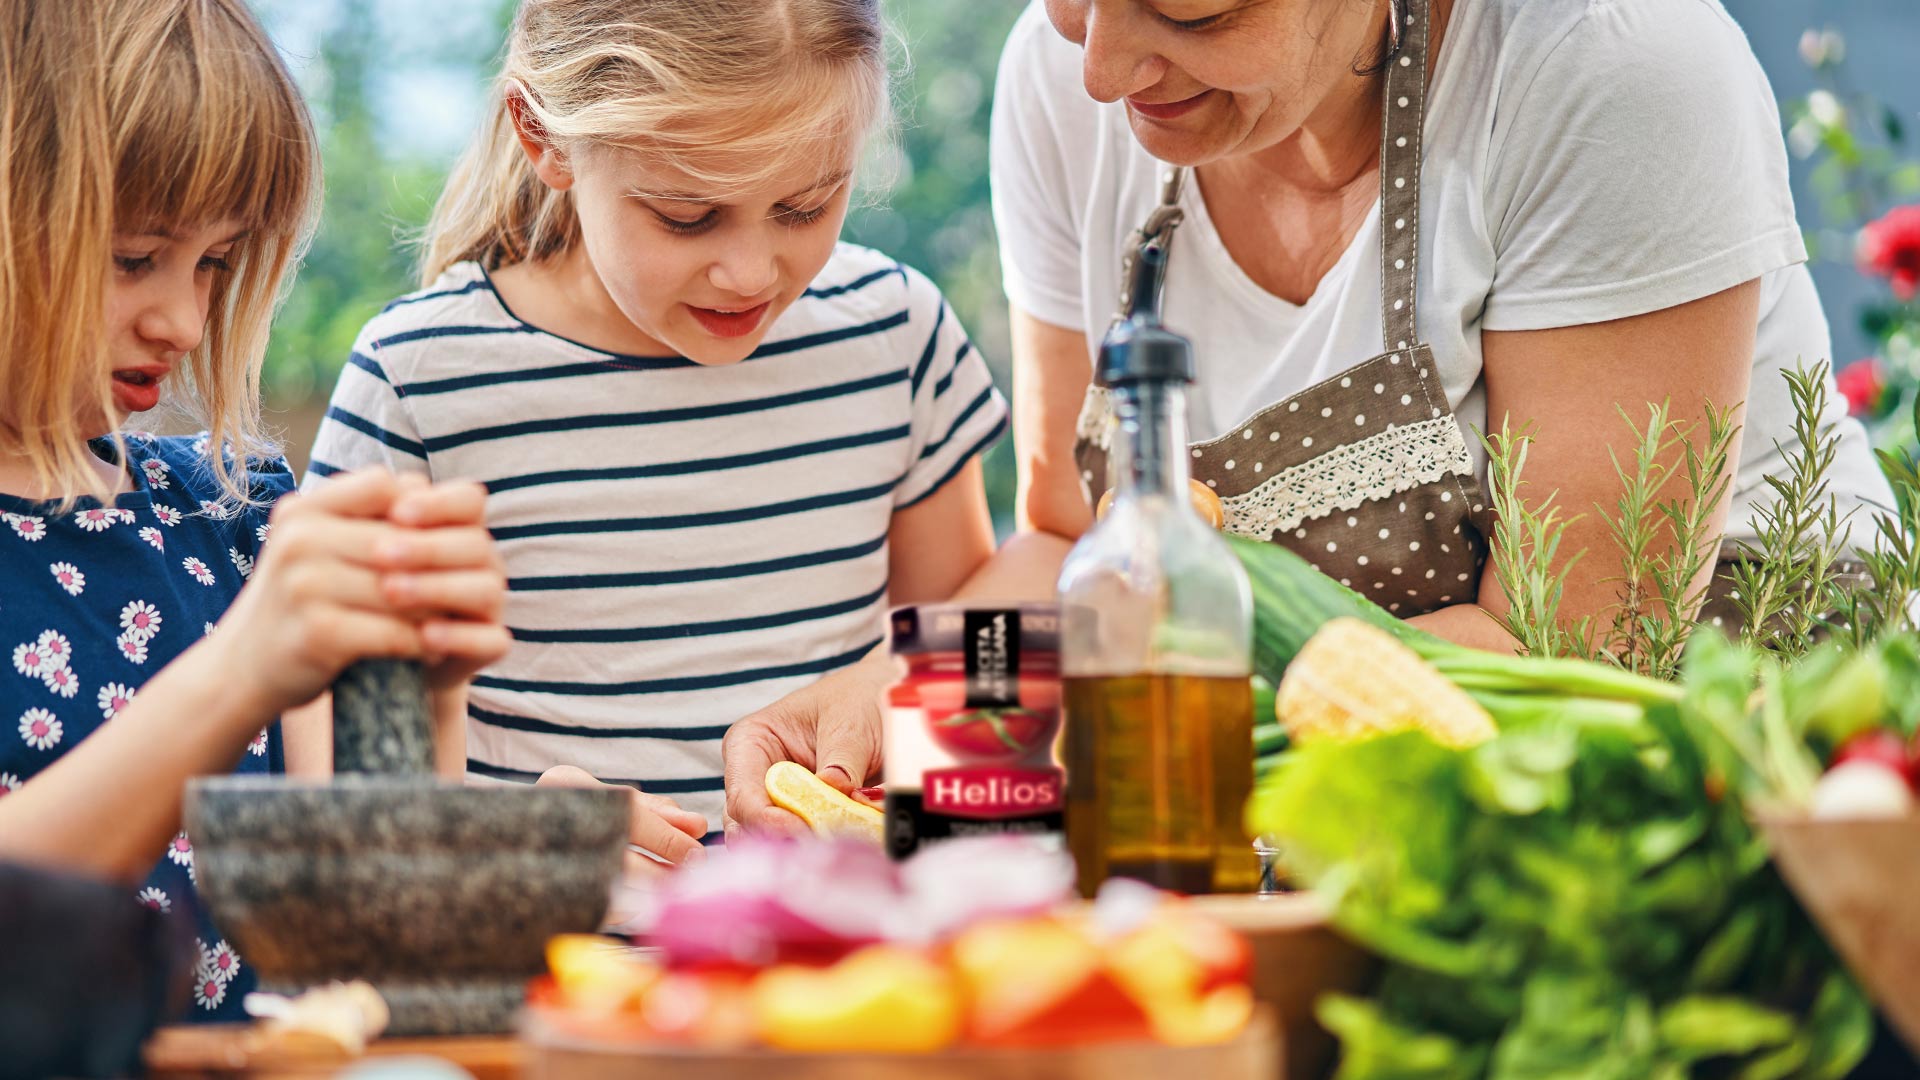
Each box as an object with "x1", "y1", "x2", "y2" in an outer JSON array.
[
  {"x1": 1113, "y1": 169, "x2": 1188, "y2": 324},
  {"x1": 1378, "y1": 0, "x2": 1431, "y2": 354}
]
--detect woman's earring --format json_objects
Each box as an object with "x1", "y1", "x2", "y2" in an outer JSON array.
[{"x1": 1385, "y1": 0, "x2": 1405, "y2": 60}]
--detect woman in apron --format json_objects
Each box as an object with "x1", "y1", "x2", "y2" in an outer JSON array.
[{"x1": 720, "y1": 0, "x2": 1891, "y2": 831}]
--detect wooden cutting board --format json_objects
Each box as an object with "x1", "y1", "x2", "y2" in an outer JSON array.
[
  {"x1": 143, "y1": 1024, "x2": 523, "y2": 1079},
  {"x1": 520, "y1": 1008, "x2": 1281, "y2": 1080}
]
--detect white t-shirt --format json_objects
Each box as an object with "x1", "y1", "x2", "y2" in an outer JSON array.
[
  {"x1": 990, "y1": 0, "x2": 1893, "y2": 543},
  {"x1": 304, "y1": 245, "x2": 1007, "y2": 832}
]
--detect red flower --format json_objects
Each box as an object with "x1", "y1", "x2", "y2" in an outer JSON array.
[
  {"x1": 1835, "y1": 357, "x2": 1897, "y2": 419},
  {"x1": 1859, "y1": 205, "x2": 1920, "y2": 301}
]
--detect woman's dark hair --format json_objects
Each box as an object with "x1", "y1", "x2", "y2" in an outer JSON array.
[{"x1": 1353, "y1": 0, "x2": 1407, "y2": 76}]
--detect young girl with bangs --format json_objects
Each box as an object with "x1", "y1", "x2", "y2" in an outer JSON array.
[
  {"x1": 308, "y1": 0, "x2": 1015, "y2": 845},
  {"x1": 0, "y1": 0, "x2": 510, "y2": 1021}
]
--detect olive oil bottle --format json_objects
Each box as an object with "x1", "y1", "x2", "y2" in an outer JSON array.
[{"x1": 1057, "y1": 282, "x2": 1257, "y2": 898}]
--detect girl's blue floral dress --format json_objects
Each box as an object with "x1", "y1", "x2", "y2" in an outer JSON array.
[{"x1": 0, "y1": 433, "x2": 292, "y2": 1022}]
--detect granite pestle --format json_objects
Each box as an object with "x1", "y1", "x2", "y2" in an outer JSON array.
[{"x1": 331, "y1": 659, "x2": 435, "y2": 775}]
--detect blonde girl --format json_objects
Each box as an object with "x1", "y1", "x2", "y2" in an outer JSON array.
[
  {"x1": 0, "y1": 0, "x2": 509, "y2": 1021},
  {"x1": 308, "y1": 0, "x2": 1010, "y2": 843}
]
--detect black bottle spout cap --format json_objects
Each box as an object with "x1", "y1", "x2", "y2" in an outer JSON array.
[{"x1": 1096, "y1": 314, "x2": 1197, "y2": 388}]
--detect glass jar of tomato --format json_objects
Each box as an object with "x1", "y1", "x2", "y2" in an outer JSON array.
[{"x1": 881, "y1": 604, "x2": 1064, "y2": 860}]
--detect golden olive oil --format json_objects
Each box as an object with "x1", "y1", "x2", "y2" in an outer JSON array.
[{"x1": 1063, "y1": 673, "x2": 1256, "y2": 897}]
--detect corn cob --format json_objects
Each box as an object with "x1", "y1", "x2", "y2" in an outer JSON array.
[{"x1": 1277, "y1": 618, "x2": 1497, "y2": 747}]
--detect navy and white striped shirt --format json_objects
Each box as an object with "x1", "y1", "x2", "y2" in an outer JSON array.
[{"x1": 305, "y1": 245, "x2": 1008, "y2": 833}]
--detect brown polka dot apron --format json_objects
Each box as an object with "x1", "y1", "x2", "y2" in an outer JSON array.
[{"x1": 1074, "y1": 0, "x2": 1491, "y2": 617}]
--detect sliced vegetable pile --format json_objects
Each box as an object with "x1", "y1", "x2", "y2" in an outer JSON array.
[
  {"x1": 532, "y1": 837, "x2": 1256, "y2": 1054},
  {"x1": 1234, "y1": 536, "x2": 1884, "y2": 1080}
]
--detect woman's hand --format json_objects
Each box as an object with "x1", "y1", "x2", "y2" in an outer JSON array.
[
  {"x1": 215, "y1": 469, "x2": 510, "y2": 721},
  {"x1": 1404, "y1": 604, "x2": 1523, "y2": 654},
  {"x1": 536, "y1": 765, "x2": 709, "y2": 872},
  {"x1": 720, "y1": 654, "x2": 892, "y2": 840}
]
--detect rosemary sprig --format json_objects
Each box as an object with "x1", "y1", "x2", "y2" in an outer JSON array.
[
  {"x1": 1483, "y1": 423, "x2": 1594, "y2": 661},
  {"x1": 1832, "y1": 412, "x2": 1920, "y2": 644},
  {"x1": 1597, "y1": 403, "x2": 1669, "y2": 671},
  {"x1": 1726, "y1": 363, "x2": 1853, "y2": 659},
  {"x1": 1639, "y1": 402, "x2": 1740, "y2": 679}
]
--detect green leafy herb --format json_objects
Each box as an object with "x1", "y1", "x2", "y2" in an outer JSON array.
[
  {"x1": 1251, "y1": 689, "x2": 1868, "y2": 1080},
  {"x1": 1633, "y1": 403, "x2": 1741, "y2": 678}
]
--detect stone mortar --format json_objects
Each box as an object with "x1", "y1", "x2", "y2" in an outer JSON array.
[{"x1": 184, "y1": 776, "x2": 628, "y2": 1035}]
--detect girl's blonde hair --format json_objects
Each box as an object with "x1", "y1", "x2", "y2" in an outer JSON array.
[
  {"x1": 424, "y1": 0, "x2": 888, "y2": 282},
  {"x1": 0, "y1": 0, "x2": 318, "y2": 504}
]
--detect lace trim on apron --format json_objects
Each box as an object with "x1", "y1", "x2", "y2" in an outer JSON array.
[{"x1": 1217, "y1": 415, "x2": 1474, "y2": 540}]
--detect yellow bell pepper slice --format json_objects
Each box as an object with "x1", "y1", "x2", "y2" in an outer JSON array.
[
  {"x1": 751, "y1": 945, "x2": 961, "y2": 1053},
  {"x1": 545, "y1": 934, "x2": 658, "y2": 1015}
]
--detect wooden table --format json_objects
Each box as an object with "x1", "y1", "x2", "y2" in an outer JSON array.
[
  {"x1": 144, "y1": 1025, "x2": 523, "y2": 1079},
  {"x1": 144, "y1": 895, "x2": 1360, "y2": 1080}
]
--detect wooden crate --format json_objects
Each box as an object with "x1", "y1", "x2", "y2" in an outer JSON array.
[{"x1": 1761, "y1": 814, "x2": 1920, "y2": 1059}]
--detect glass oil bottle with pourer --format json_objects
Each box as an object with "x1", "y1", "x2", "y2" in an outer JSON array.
[{"x1": 1058, "y1": 244, "x2": 1257, "y2": 898}]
